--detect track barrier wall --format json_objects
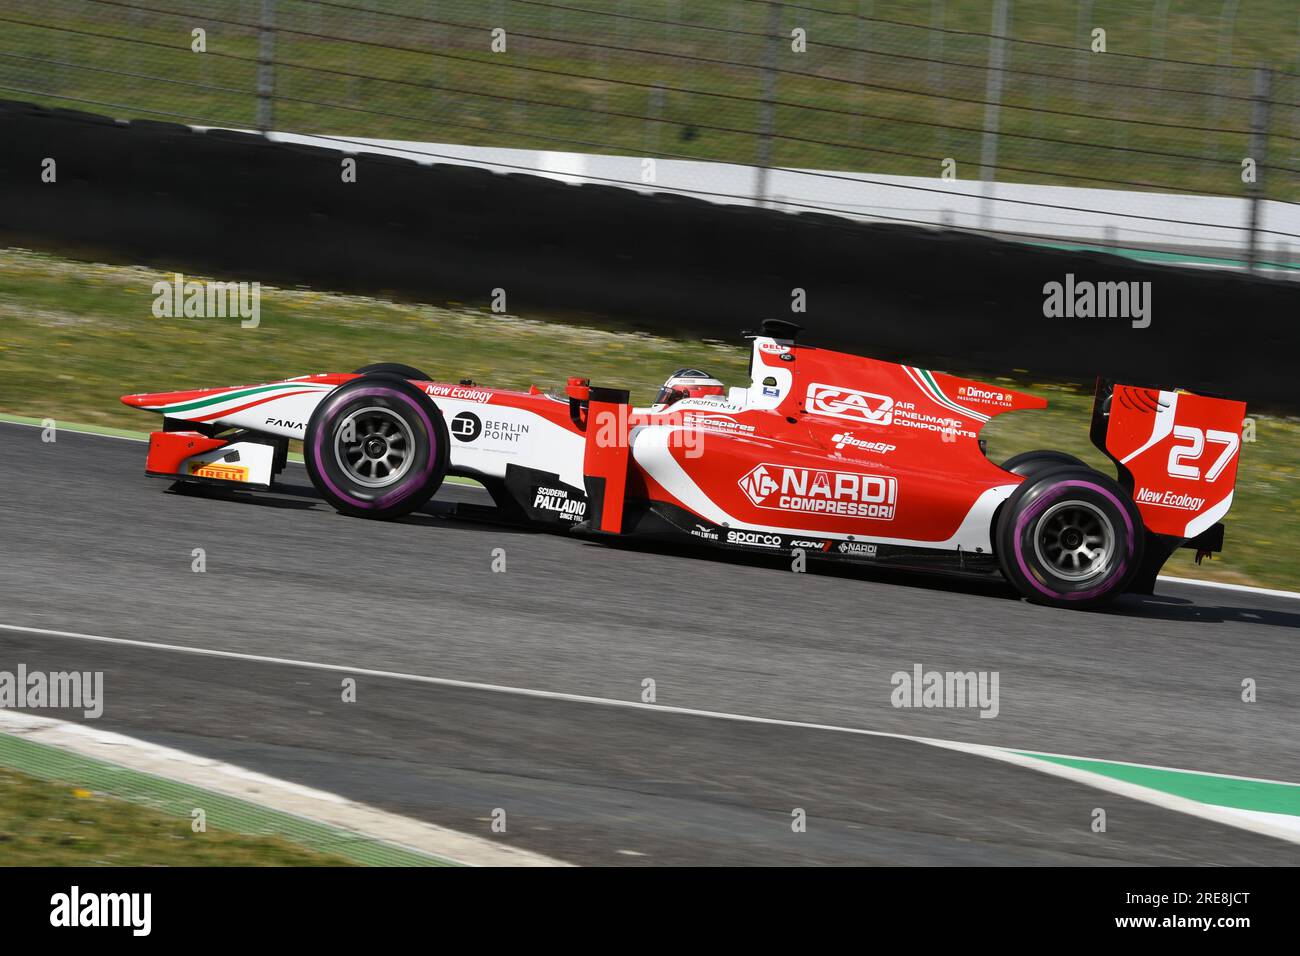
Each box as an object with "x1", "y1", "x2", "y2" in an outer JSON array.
[{"x1": 0, "y1": 100, "x2": 1296, "y2": 409}]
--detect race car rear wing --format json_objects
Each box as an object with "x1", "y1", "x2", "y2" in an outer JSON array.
[{"x1": 1090, "y1": 379, "x2": 1247, "y2": 590}]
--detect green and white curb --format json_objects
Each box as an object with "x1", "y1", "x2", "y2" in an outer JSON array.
[
  {"x1": 1021, "y1": 752, "x2": 1300, "y2": 841},
  {"x1": 922, "y1": 736, "x2": 1300, "y2": 846},
  {"x1": 3, "y1": 622, "x2": 1298, "y2": 855},
  {"x1": 0, "y1": 711, "x2": 564, "y2": 866}
]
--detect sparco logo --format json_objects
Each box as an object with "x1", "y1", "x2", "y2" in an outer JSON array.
[
  {"x1": 726, "y1": 530, "x2": 782, "y2": 548},
  {"x1": 739, "y1": 464, "x2": 898, "y2": 519},
  {"x1": 806, "y1": 383, "x2": 894, "y2": 425}
]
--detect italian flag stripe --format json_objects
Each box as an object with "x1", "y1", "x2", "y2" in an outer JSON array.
[
  {"x1": 909, "y1": 367, "x2": 989, "y2": 423},
  {"x1": 156, "y1": 382, "x2": 325, "y2": 414}
]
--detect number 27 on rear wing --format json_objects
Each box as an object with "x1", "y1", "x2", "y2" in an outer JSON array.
[{"x1": 1090, "y1": 380, "x2": 1247, "y2": 592}]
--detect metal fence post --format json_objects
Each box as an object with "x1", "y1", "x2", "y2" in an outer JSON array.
[
  {"x1": 646, "y1": 83, "x2": 665, "y2": 154},
  {"x1": 256, "y1": 0, "x2": 277, "y2": 132},
  {"x1": 854, "y1": 0, "x2": 872, "y2": 142},
  {"x1": 1213, "y1": 0, "x2": 1238, "y2": 120},
  {"x1": 1075, "y1": 0, "x2": 1093, "y2": 92},
  {"x1": 753, "y1": 0, "x2": 782, "y2": 207},
  {"x1": 1246, "y1": 66, "x2": 1272, "y2": 273},
  {"x1": 927, "y1": 0, "x2": 945, "y2": 92},
  {"x1": 1150, "y1": 0, "x2": 1170, "y2": 84},
  {"x1": 978, "y1": 0, "x2": 1009, "y2": 232}
]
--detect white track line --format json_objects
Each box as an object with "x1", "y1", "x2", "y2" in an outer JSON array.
[
  {"x1": 2, "y1": 622, "x2": 1297, "y2": 847},
  {"x1": 0, "y1": 416, "x2": 498, "y2": 485},
  {"x1": 1155, "y1": 575, "x2": 1300, "y2": 601},
  {"x1": 0, "y1": 417, "x2": 144, "y2": 443},
  {"x1": 5, "y1": 416, "x2": 1295, "y2": 601}
]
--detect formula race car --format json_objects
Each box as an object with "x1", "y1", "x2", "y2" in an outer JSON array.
[{"x1": 121, "y1": 320, "x2": 1246, "y2": 609}]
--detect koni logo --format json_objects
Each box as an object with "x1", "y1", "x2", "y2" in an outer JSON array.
[
  {"x1": 739, "y1": 463, "x2": 898, "y2": 519},
  {"x1": 806, "y1": 383, "x2": 894, "y2": 425}
]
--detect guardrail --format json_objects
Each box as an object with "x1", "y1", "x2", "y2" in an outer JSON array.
[{"x1": 1, "y1": 99, "x2": 1296, "y2": 410}]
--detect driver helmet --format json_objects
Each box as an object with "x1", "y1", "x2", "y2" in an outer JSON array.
[{"x1": 653, "y1": 368, "x2": 726, "y2": 409}]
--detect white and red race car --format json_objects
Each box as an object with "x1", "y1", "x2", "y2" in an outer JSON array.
[{"x1": 121, "y1": 320, "x2": 1246, "y2": 608}]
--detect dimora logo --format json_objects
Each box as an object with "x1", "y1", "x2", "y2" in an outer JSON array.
[
  {"x1": 739, "y1": 463, "x2": 898, "y2": 518},
  {"x1": 806, "y1": 383, "x2": 894, "y2": 425}
]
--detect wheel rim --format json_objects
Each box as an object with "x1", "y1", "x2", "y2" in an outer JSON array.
[
  {"x1": 333, "y1": 405, "x2": 416, "y2": 488},
  {"x1": 1032, "y1": 499, "x2": 1115, "y2": 583}
]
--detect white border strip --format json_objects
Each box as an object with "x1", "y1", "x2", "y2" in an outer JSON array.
[
  {"x1": 919, "y1": 738, "x2": 1300, "y2": 846},
  {"x1": 1156, "y1": 574, "x2": 1300, "y2": 601},
  {"x1": 2, "y1": 622, "x2": 1296, "y2": 847},
  {"x1": 0, "y1": 709, "x2": 565, "y2": 867}
]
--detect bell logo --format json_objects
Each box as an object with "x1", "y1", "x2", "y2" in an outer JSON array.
[
  {"x1": 740, "y1": 464, "x2": 779, "y2": 504},
  {"x1": 806, "y1": 383, "x2": 894, "y2": 425}
]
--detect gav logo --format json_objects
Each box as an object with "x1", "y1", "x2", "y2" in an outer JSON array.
[
  {"x1": 806, "y1": 383, "x2": 894, "y2": 425},
  {"x1": 739, "y1": 463, "x2": 898, "y2": 519}
]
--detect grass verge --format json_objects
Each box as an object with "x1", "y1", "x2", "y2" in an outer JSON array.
[
  {"x1": 0, "y1": 246, "x2": 1295, "y2": 591},
  {"x1": 0, "y1": 728, "x2": 452, "y2": 866},
  {"x1": 0, "y1": 762, "x2": 353, "y2": 866}
]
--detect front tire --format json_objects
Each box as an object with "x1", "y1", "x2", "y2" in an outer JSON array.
[
  {"x1": 304, "y1": 373, "x2": 448, "y2": 519},
  {"x1": 352, "y1": 362, "x2": 432, "y2": 381},
  {"x1": 995, "y1": 467, "x2": 1143, "y2": 609}
]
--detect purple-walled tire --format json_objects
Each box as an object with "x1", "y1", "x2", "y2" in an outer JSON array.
[
  {"x1": 303, "y1": 373, "x2": 449, "y2": 520},
  {"x1": 999, "y1": 449, "x2": 1089, "y2": 478},
  {"x1": 995, "y1": 466, "x2": 1144, "y2": 609}
]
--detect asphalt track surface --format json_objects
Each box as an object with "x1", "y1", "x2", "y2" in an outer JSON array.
[{"x1": 1, "y1": 422, "x2": 1298, "y2": 865}]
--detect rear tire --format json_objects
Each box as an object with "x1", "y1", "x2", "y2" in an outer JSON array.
[
  {"x1": 995, "y1": 466, "x2": 1142, "y2": 609},
  {"x1": 1000, "y1": 449, "x2": 1089, "y2": 478},
  {"x1": 304, "y1": 373, "x2": 448, "y2": 519}
]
